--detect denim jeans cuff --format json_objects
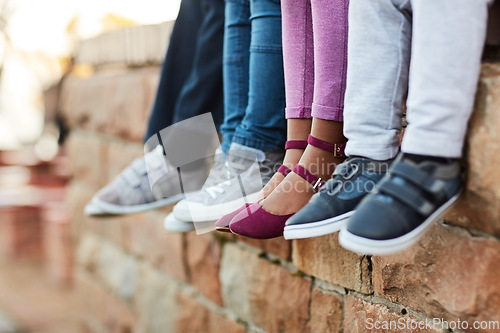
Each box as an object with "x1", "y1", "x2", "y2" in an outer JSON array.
[{"x1": 232, "y1": 135, "x2": 284, "y2": 152}]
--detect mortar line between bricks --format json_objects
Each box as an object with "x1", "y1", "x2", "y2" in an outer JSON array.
[
  {"x1": 305, "y1": 276, "x2": 315, "y2": 328},
  {"x1": 442, "y1": 220, "x2": 500, "y2": 242},
  {"x1": 232, "y1": 239, "x2": 303, "y2": 275},
  {"x1": 346, "y1": 289, "x2": 445, "y2": 326},
  {"x1": 233, "y1": 238, "x2": 357, "y2": 296},
  {"x1": 139, "y1": 260, "x2": 267, "y2": 333}
]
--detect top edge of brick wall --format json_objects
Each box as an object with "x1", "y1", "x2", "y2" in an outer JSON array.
[{"x1": 75, "y1": 21, "x2": 175, "y2": 67}]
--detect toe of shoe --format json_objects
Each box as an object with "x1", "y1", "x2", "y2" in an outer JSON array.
[
  {"x1": 173, "y1": 200, "x2": 193, "y2": 221},
  {"x1": 164, "y1": 213, "x2": 194, "y2": 233},
  {"x1": 347, "y1": 198, "x2": 408, "y2": 240}
]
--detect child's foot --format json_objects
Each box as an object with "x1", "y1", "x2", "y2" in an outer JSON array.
[
  {"x1": 228, "y1": 135, "x2": 346, "y2": 239},
  {"x1": 257, "y1": 145, "x2": 303, "y2": 199},
  {"x1": 214, "y1": 140, "x2": 306, "y2": 232},
  {"x1": 260, "y1": 144, "x2": 343, "y2": 215},
  {"x1": 339, "y1": 152, "x2": 462, "y2": 255},
  {"x1": 284, "y1": 157, "x2": 393, "y2": 240}
]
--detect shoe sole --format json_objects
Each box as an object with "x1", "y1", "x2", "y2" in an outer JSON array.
[
  {"x1": 338, "y1": 191, "x2": 462, "y2": 256},
  {"x1": 174, "y1": 191, "x2": 260, "y2": 222},
  {"x1": 90, "y1": 193, "x2": 185, "y2": 215},
  {"x1": 283, "y1": 211, "x2": 354, "y2": 240},
  {"x1": 215, "y1": 226, "x2": 232, "y2": 233},
  {"x1": 164, "y1": 213, "x2": 195, "y2": 233}
]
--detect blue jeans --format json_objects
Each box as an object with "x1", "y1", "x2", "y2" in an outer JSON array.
[
  {"x1": 144, "y1": 0, "x2": 225, "y2": 142},
  {"x1": 220, "y1": 0, "x2": 287, "y2": 153}
]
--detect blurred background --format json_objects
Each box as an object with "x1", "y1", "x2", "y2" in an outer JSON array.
[
  {"x1": 1, "y1": 1, "x2": 499, "y2": 333},
  {"x1": 0, "y1": 1, "x2": 179, "y2": 332},
  {"x1": 0, "y1": 0, "x2": 179, "y2": 151}
]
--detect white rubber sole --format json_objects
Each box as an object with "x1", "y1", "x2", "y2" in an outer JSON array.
[
  {"x1": 338, "y1": 191, "x2": 462, "y2": 256},
  {"x1": 164, "y1": 212, "x2": 195, "y2": 233},
  {"x1": 174, "y1": 191, "x2": 260, "y2": 222},
  {"x1": 89, "y1": 193, "x2": 185, "y2": 215},
  {"x1": 84, "y1": 202, "x2": 107, "y2": 216},
  {"x1": 283, "y1": 211, "x2": 354, "y2": 240}
]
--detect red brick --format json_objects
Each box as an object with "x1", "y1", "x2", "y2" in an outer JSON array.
[
  {"x1": 233, "y1": 234, "x2": 292, "y2": 261},
  {"x1": 308, "y1": 289, "x2": 343, "y2": 333},
  {"x1": 0, "y1": 206, "x2": 43, "y2": 260},
  {"x1": 446, "y1": 63, "x2": 500, "y2": 236},
  {"x1": 60, "y1": 68, "x2": 159, "y2": 142},
  {"x1": 66, "y1": 131, "x2": 106, "y2": 187},
  {"x1": 126, "y1": 209, "x2": 188, "y2": 283},
  {"x1": 220, "y1": 243, "x2": 311, "y2": 332},
  {"x1": 176, "y1": 292, "x2": 246, "y2": 333},
  {"x1": 103, "y1": 139, "x2": 143, "y2": 185},
  {"x1": 344, "y1": 296, "x2": 442, "y2": 333},
  {"x1": 186, "y1": 233, "x2": 223, "y2": 305},
  {"x1": 107, "y1": 67, "x2": 159, "y2": 142},
  {"x1": 42, "y1": 202, "x2": 73, "y2": 285},
  {"x1": 65, "y1": 180, "x2": 97, "y2": 235},
  {"x1": 77, "y1": 270, "x2": 136, "y2": 333},
  {"x1": 372, "y1": 222, "x2": 500, "y2": 331},
  {"x1": 292, "y1": 233, "x2": 372, "y2": 293},
  {"x1": 133, "y1": 263, "x2": 180, "y2": 333}
]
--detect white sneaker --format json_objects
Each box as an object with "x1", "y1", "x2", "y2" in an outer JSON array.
[
  {"x1": 173, "y1": 143, "x2": 284, "y2": 222},
  {"x1": 163, "y1": 212, "x2": 195, "y2": 233}
]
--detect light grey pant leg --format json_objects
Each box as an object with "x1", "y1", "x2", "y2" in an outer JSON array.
[
  {"x1": 344, "y1": 0, "x2": 412, "y2": 160},
  {"x1": 402, "y1": 0, "x2": 492, "y2": 158}
]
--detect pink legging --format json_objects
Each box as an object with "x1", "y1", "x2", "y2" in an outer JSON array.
[{"x1": 282, "y1": 0, "x2": 349, "y2": 121}]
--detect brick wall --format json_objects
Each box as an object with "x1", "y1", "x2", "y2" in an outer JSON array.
[{"x1": 62, "y1": 22, "x2": 500, "y2": 333}]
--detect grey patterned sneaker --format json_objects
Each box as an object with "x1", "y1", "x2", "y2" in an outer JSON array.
[
  {"x1": 339, "y1": 153, "x2": 462, "y2": 256},
  {"x1": 85, "y1": 145, "x2": 207, "y2": 215},
  {"x1": 173, "y1": 143, "x2": 284, "y2": 222}
]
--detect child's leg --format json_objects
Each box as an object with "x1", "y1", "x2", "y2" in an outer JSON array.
[
  {"x1": 343, "y1": 0, "x2": 412, "y2": 161},
  {"x1": 256, "y1": 0, "x2": 314, "y2": 199},
  {"x1": 284, "y1": 0, "x2": 412, "y2": 239},
  {"x1": 339, "y1": 0, "x2": 494, "y2": 255},
  {"x1": 402, "y1": 0, "x2": 493, "y2": 157},
  {"x1": 219, "y1": 0, "x2": 251, "y2": 153},
  {"x1": 230, "y1": 0, "x2": 287, "y2": 152},
  {"x1": 282, "y1": 0, "x2": 314, "y2": 120},
  {"x1": 311, "y1": 0, "x2": 349, "y2": 122},
  {"x1": 263, "y1": 0, "x2": 348, "y2": 214}
]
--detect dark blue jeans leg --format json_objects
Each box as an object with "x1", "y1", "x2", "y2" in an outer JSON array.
[
  {"x1": 220, "y1": 0, "x2": 286, "y2": 152},
  {"x1": 219, "y1": 0, "x2": 251, "y2": 152},
  {"x1": 144, "y1": 0, "x2": 203, "y2": 142},
  {"x1": 171, "y1": 0, "x2": 225, "y2": 129}
]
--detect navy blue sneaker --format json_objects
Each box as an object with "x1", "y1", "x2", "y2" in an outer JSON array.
[
  {"x1": 283, "y1": 157, "x2": 393, "y2": 240},
  {"x1": 339, "y1": 153, "x2": 462, "y2": 256}
]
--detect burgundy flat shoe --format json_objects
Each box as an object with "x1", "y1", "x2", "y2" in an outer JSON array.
[
  {"x1": 213, "y1": 139, "x2": 307, "y2": 233},
  {"x1": 229, "y1": 135, "x2": 346, "y2": 239},
  {"x1": 214, "y1": 203, "x2": 250, "y2": 232}
]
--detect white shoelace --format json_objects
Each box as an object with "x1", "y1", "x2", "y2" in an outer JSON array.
[{"x1": 204, "y1": 180, "x2": 232, "y2": 199}]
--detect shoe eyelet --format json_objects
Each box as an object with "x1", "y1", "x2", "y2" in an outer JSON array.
[
  {"x1": 327, "y1": 180, "x2": 343, "y2": 196},
  {"x1": 344, "y1": 164, "x2": 359, "y2": 180}
]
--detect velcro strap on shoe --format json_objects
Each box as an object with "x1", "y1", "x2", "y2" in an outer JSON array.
[
  {"x1": 277, "y1": 165, "x2": 292, "y2": 177},
  {"x1": 293, "y1": 164, "x2": 325, "y2": 191},
  {"x1": 307, "y1": 135, "x2": 345, "y2": 157},
  {"x1": 122, "y1": 168, "x2": 142, "y2": 187},
  {"x1": 285, "y1": 140, "x2": 308, "y2": 150},
  {"x1": 378, "y1": 181, "x2": 435, "y2": 216},
  {"x1": 390, "y1": 162, "x2": 446, "y2": 194}
]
